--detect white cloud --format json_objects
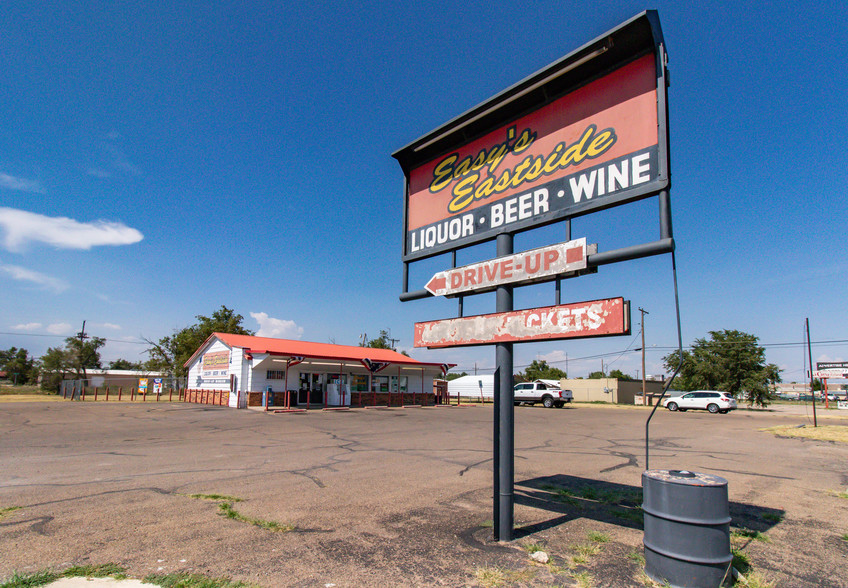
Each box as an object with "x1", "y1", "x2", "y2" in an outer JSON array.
[
  {"x1": 12, "y1": 322, "x2": 43, "y2": 331},
  {"x1": 96, "y1": 322, "x2": 122, "y2": 330},
  {"x1": 0, "y1": 264, "x2": 69, "y2": 293},
  {"x1": 0, "y1": 207, "x2": 143, "y2": 252},
  {"x1": 47, "y1": 322, "x2": 73, "y2": 335},
  {"x1": 0, "y1": 172, "x2": 45, "y2": 194},
  {"x1": 250, "y1": 312, "x2": 303, "y2": 339}
]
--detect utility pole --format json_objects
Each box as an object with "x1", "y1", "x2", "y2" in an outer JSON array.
[
  {"x1": 76, "y1": 320, "x2": 90, "y2": 381},
  {"x1": 639, "y1": 308, "x2": 649, "y2": 396}
]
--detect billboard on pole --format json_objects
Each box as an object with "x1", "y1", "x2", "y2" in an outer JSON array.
[{"x1": 395, "y1": 12, "x2": 670, "y2": 262}]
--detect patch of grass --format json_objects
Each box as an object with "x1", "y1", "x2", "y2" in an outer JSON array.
[
  {"x1": 62, "y1": 564, "x2": 126, "y2": 579},
  {"x1": 1, "y1": 564, "x2": 127, "y2": 588},
  {"x1": 520, "y1": 540, "x2": 545, "y2": 553},
  {"x1": 474, "y1": 567, "x2": 506, "y2": 588},
  {"x1": 828, "y1": 489, "x2": 848, "y2": 500},
  {"x1": 217, "y1": 502, "x2": 294, "y2": 533},
  {"x1": 613, "y1": 506, "x2": 643, "y2": 525},
  {"x1": 627, "y1": 550, "x2": 645, "y2": 566},
  {"x1": 761, "y1": 424, "x2": 848, "y2": 444},
  {"x1": 761, "y1": 512, "x2": 784, "y2": 523},
  {"x1": 744, "y1": 571, "x2": 776, "y2": 588},
  {"x1": 732, "y1": 528, "x2": 771, "y2": 543},
  {"x1": 587, "y1": 530, "x2": 610, "y2": 543},
  {"x1": 0, "y1": 385, "x2": 48, "y2": 396},
  {"x1": 479, "y1": 519, "x2": 493, "y2": 528},
  {"x1": 841, "y1": 533, "x2": 848, "y2": 542},
  {"x1": 572, "y1": 570, "x2": 594, "y2": 588},
  {"x1": 144, "y1": 572, "x2": 260, "y2": 588},
  {"x1": 572, "y1": 542, "x2": 601, "y2": 559},
  {"x1": 472, "y1": 566, "x2": 535, "y2": 588},
  {"x1": 182, "y1": 493, "x2": 244, "y2": 502},
  {"x1": 732, "y1": 549, "x2": 751, "y2": 575},
  {"x1": 0, "y1": 570, "x2": 59, "y2": 588}
]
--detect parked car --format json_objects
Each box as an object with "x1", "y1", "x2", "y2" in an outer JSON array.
[
  {"x1": 514, "y1": 381, "x2": 573, "y2": 408},
  {"x1": 663, "y1": 391, "x2": 737, "y2": 414}
]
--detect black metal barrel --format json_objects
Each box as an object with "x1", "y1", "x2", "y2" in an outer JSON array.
[{"x1": 642, "y1": 470, "x2": 732, "y2": 588}]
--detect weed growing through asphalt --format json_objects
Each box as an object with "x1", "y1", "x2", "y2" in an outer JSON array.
[
  {"x1": 144, "y1": 572, "x2": 261, "y2": 587},
  {"x1": 180, "y1": 493, "x2": 294, "y2": 533},
  {"x1": 217, "y1": 502, "x2": 294, "y2": 533},
  {"x1": 829, "y1": 489, "x2": 848, "y2": 499},
  {"x1": 587, "y1": 530, "x2": 610, "y2": 543},
  {"x1": 0, "y1": 506, "x2": 22, "y2": 521},
  {"x1": 841, "y1": 533, "x2": 848, "y2": 543},
  {"x1": 182, "y1": 493, "x2": 244, "y2": 503}
]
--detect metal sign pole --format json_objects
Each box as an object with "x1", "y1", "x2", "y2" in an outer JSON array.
[{"x1": 495, "y1": 232, "x2": 514, "y2": 541}]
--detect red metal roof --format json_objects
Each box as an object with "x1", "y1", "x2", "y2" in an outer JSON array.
[{"x1": 185, "y1": 333, "x2": 453, "y2": 369}]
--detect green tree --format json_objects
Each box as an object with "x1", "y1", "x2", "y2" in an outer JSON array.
[
  {"x1": 518, "y1": 360, "x2": 566, "y2": 382},
  {"x1": 38, "y1": 346, "x2": 74, "y2": 391},
  {"x1": 446, "y1": 372, "x2": 468, "y2": 381},
  {"x1": 0, "y1": 347, "x2": 36, "y2": 384},
  {"x1": 662, "y1": 329, "x2": 781, "y2": 407},
  {"x1": 608, "y1": 369, "x2": 633, "y2": 381},
  {"x1": 145, "y1": 306, "x2": 254, "y2": 378},
  {"x1": 108, "y1": 358, "x2": 144, "y2": 370},
  {"x1": 65, "y1": 336, "x2": 106, "y2": 379},
  {"x1": 361, "y1": 330, "x2": 394, "y2": 350},
  {"x1": 587, "y1": 371, "x2": 607, "y2": 379}
]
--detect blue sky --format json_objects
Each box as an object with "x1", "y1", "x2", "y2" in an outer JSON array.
[{"x1": 1, "y1": 1, "x2": 846, "y2": 384}]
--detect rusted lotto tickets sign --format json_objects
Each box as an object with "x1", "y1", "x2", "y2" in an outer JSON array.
[
  {"x1": 414, "y1": 297, "x2": 629, "y2": 348},
  {"x1": 395, "y1": 13, "x2": 669, "y2": 262},
  {"x1": 425, "y1": 238, "x2": 587, "y2": 297}
]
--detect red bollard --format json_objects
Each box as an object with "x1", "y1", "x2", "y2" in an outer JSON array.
[
  {"x1": 118, "y1": 387, "x2": 122, "y2": 401},
  {"x1": 169, "y1": 388, "x2": 173, "y2": 402},
  {"x1": 94, "y1": 387, "x2": 98, "y2": 402},
  {"x1": 105, "y1": 386, "x2": 110, "y2": 402}
]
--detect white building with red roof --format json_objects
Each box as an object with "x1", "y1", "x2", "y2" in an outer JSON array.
[{"x1": 184, "y1": 333, "x2": 452, "y2": 409}]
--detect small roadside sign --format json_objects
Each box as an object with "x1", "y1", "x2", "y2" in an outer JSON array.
[{"x1": 425, "y1": 238, "x2": 588, "y2": 297}]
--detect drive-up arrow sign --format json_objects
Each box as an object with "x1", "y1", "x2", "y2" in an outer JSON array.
[{"x1": 425, "y1": 238, "x2": 589, "y2": 297}]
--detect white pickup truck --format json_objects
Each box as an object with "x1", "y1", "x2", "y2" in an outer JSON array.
[{"x1": 513, "y1": 381, "x2": 573, "y2": 408}]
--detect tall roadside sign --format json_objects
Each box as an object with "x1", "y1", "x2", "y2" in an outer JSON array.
[{"x1": 394, "y1": 11, "x2": 673, "y2": 542}]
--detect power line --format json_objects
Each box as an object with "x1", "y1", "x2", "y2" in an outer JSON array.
[{"x1": 0, "y1": 331, "x2": 149, "y2": 345}]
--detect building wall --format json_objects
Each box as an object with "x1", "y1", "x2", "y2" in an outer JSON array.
[
  {"x1": 558, "y1": 378, "x2": 665, "y2": 404},
  {"x1": 186, "y1": 339, "x2": 233, "y2": 391}
]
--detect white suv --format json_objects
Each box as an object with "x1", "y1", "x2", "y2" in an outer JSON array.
[{"x1": 663, "y1": 391, "x2": 737, "y2": 414}]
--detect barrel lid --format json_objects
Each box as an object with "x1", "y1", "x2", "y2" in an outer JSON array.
[{"x1": 643, "y1": 469, "x2": 727, "y2": 487}]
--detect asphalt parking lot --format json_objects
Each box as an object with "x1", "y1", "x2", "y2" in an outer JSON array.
[{"x1": 1, "y1": 400, "x2": 846, "y2": 587}]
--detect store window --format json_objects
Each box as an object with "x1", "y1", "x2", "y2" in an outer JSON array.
[
  {"x1": 390, "y1": 376, "x2": 408, "y2": 393},
  {"x1": 267, "y1": 370, "x2": 284, "y2": 380},
  {"x1": 371, "y1": 376, "x2": 389, "y2": 392}
]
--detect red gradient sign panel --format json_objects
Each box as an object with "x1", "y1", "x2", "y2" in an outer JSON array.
[
  {"x1": 404, "y1": 54, "x2": 661, "y2": 261},
  {"x1": 414, "y1": 297, "x2": 629, "y2": 348}
]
